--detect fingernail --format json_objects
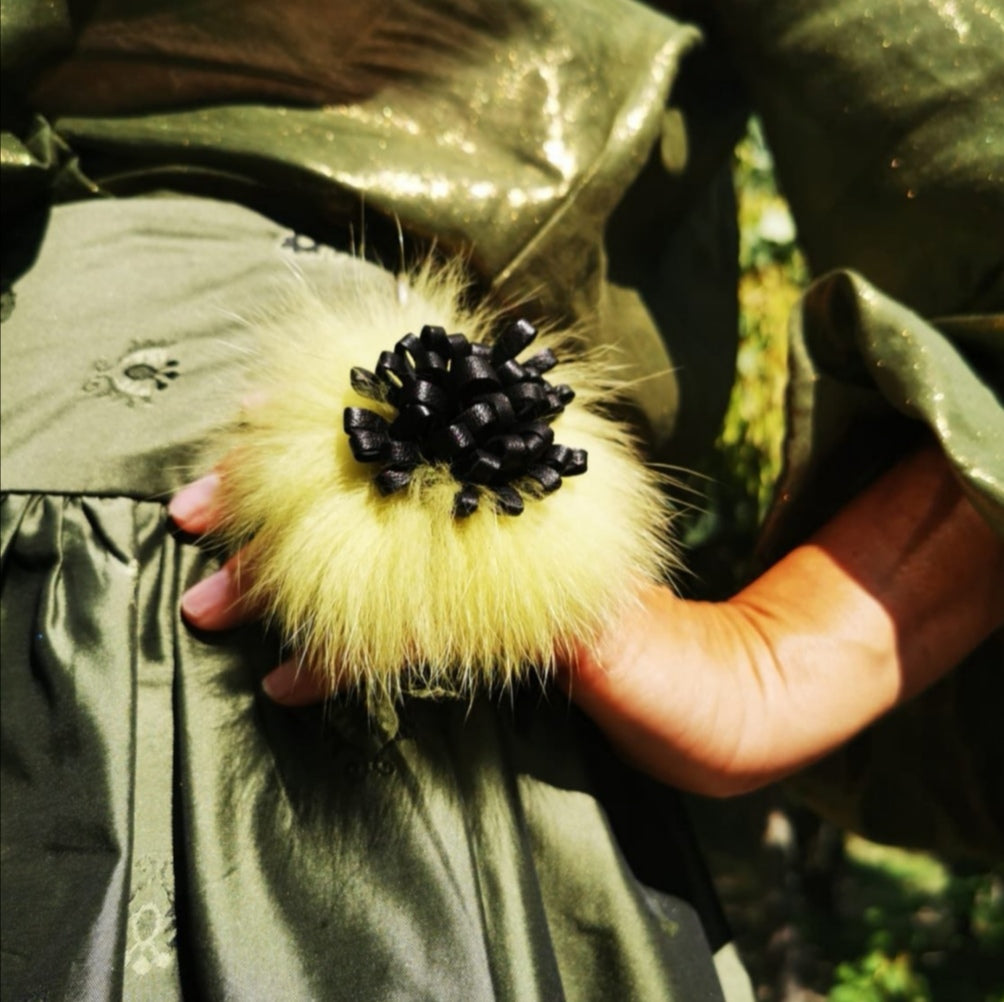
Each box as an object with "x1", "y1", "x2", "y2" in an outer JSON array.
[
  {"x1": 169, "y1": 472, "x2": 220, "y2": 528},
  {"x1": 262, "y1": 662, "x2": 295, "y2": 701},
  {"x1": 181, "y1": 566, "x2": 233, "y2": 622}
]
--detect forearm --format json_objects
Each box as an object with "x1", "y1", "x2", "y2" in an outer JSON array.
[
  {"x1": 564, "y1": 444, "x2": 1003, "y2": 798},
  {"x1": 729, "y1": 445, "x2": 1004, "y2": 776}
]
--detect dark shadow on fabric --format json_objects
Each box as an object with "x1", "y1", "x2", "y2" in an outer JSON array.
[
  {"x1": 1, "y1": 502, "x2": 126, "y2": 1001},
  {"x1": 1, "y1": 208, "x2": 53, "y2": 320},
  {"x1": 574, "y1": 713, "x2": 733, "y2": 953}
]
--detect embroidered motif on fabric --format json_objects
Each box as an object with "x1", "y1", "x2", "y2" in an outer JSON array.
[
  {"x1": 84, "y1": 341, "x2": 180, "y2": 405},
  {"x1": 281, "y1": 231, "x2": 322, "y2": 254},
  {"x1": 278, "y1": 229, "x2": 356, "y2": 262},
  {"x1": 124, "y1": 857, "x2": 177, "y2": 977}
]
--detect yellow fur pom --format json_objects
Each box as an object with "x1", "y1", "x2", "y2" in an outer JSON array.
[{"x1": 215, "y1": 258, "x2": 675, "y2": 702}]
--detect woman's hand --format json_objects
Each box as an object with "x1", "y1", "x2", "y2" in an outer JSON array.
[
  {"x1": 170, "y1": 473, "x2": 328, "y2": 705},
  {"x1": 560, "y1": 586, "x2": 791, "y2": 796},
  {"x1": 562, "y1": 570, "x2": 902, "y2": 798},
  {"x1": 171, "y1": 446, "x2": 1004, "y2": 796}
]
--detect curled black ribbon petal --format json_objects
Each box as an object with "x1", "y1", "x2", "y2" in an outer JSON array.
[{"x1": 345, "y1": 320, "x2": 587, "y2": 516}]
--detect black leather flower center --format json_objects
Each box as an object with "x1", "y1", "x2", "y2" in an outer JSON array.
[{"x1": 344, "y1": 320, "x2": 587, "y2": 516}]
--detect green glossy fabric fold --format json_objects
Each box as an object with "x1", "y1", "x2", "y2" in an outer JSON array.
[
  {"x1": 707, "y1": 0, "x2": 1004, "y2": 317},
  {"x1": 702, "y1": 0, "x2": 1004, "y2": 544},
  {"x1": 762, "y1": 270, "x2": 1004, "y2": 553},
  {"x1": 1, "y1": 495, "x2": 149, "y2": 1000}
]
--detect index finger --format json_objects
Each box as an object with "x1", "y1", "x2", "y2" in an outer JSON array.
[{"x1": 169, "y1": 471, "x2": 222, "y2": 535}]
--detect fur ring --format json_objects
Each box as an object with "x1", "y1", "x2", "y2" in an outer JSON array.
[{"x1": 213, "y1": 258, "x2": 675, "y2": 702}]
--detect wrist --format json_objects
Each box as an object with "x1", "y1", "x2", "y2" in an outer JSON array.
[
  {"x1": 726, "y1": 446, "x2": 1004, "y2": 778},
  {"x1": 725, "y1": 550, "x2": 901, "y2": 778}
]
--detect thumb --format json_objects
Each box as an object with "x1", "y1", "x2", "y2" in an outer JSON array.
[{"x1": 261, "y1": 659, "x2": 332, "y2": 706}]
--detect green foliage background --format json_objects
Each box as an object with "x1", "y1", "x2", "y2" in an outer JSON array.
[{"x1": 721, "y1": 118, "x2": 806, "y2": 531}]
